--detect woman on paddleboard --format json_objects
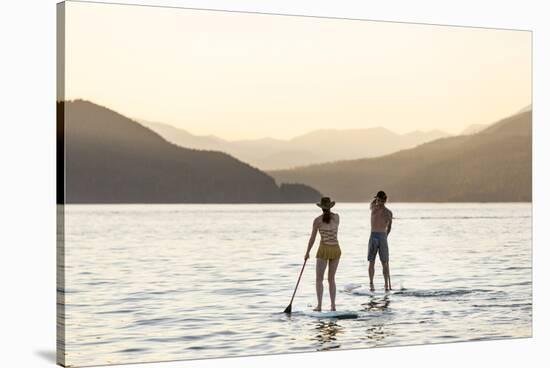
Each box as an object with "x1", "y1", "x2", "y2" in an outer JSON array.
[{"x1": 304, "y1": 197, "x2": 341, "y2": 311}]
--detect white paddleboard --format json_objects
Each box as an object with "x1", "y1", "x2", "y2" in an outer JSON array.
[
  {"x1": 343, "y1": 283, "x2": 394, "y2": 296},
  {"x1": 350, "y1": 288, "x2": 378, "y2": 296},
  {"x1": 342, "y1": 283, "x2": 362, "y2": 292},
  {"x1": 302, "y1": 310, "x2": 359, "y2": 319}
]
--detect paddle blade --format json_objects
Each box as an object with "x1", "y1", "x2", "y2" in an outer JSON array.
[{"x1": 283, "y1": 304, "x2": 292, "y2": 314}]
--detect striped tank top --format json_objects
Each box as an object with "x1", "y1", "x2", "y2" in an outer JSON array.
[{"x1": 319, "y1": 219, "x2": 338, "y2": 245}]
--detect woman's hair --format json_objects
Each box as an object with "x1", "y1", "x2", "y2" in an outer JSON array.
[{"x1": 322, "y1": 208, "x2": 332, "y2": 223}]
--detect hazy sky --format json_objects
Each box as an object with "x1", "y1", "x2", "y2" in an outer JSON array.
[{"x1": 63, "y1": 1, "x2": 531, "y2": 140}]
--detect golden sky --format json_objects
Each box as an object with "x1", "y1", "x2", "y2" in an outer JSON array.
[{"x1": 63, "y1": 1, "x2": 531, "y2": 140}]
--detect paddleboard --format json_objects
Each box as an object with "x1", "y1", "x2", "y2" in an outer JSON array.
[
  {"x1": 343, "y1": 283, "x2": 393, "y2": 296},
  {"x1": 342, "y1": 283, "x2": 362, "y2": 292},
  {"x1": 302, "y1": 310, "x2": 359, "y2": 319}
]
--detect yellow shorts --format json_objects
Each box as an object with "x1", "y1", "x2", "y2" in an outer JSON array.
[{"x1": 316, "y1": 243, "x2": 341, "y2": 260}]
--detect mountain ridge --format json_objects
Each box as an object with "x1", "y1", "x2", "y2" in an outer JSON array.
[
  {"x1": 61, "y1": 100, "x2": 321, "y2": 204},
  {"x1": 140, "y1": 121, "x2": 452, "y2": 170},
  {"x1": 269, "y1": 109, "x2": 532, "y2": 202}
]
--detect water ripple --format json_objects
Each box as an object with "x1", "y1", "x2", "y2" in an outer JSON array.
[{"x1": 62, "y1": 203, "x2": 532, "y2": 367}]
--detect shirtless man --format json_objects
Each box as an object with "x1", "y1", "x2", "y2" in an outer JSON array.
[{"x1": 368, "y1": 191, "x2": 393, "y2": 292}]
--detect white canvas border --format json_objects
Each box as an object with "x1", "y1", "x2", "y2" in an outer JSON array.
[{"x1": 0, "y1": 1, "x2": 547, "y2": 367}]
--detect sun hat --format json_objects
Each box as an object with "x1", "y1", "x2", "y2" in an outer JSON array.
[{"x1": 316, "y1": 196, "x2": 335, "y2": 209}]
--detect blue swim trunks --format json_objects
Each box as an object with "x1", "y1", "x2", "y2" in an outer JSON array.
[{"x1": 367, "y1": 232, "x2": 389, "y2": 263}]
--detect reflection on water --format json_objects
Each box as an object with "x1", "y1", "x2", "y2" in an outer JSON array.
[
  {"x1": 362, "y1": 295, "x2": 392, "y2": 344},
  {"x1": 314, "y1": 321, "x2": 344, "y2": 351},
  {"x1": 61, "y1": 203, "x2": 532, "y2": 366},
  {"x1": 362, "y1": 295, "x2": 391, "y2": 312},
  {"x1": 365, "y1": 324, "x2": 389, "y2": 343}
]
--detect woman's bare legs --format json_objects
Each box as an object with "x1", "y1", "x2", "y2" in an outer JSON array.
[
  {"x1": 314, "y1": 258, "x2": 328, "y2": 311},
  {"x1": 328, "y1": 257, "x2": 340, "y2": 311}
]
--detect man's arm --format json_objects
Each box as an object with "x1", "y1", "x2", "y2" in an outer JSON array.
[
  {"x1": 305, "y1": 218, "x2": 319, "y2": 259},
  {"x1": 386, "y1": 209, "x2": 393, "y2": 235}
]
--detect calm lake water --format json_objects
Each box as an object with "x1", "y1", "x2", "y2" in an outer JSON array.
[{"x1": 60, "y1": 203, "x2": 532, "y2": 367}]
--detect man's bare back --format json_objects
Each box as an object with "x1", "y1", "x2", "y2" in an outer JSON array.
[{"x1": 370, "y1": 200, "x2": 393, "y2": 234}]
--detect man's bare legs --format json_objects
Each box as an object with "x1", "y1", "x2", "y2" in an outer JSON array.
[
  {"x1": 368, "y1": 261, "x2": 375, "y2": 291},
  {"x1": 314, "y1": 258, "x2": 328, "y2": 311},
  {"x1": 382, "y1": 262, "x2": 392, "y2": 291},
  {"x1": 328, "y1": 258, "x2": 340, "y2": 311}
]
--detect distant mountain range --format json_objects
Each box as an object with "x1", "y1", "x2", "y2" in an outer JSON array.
[
  {"x1": 460, "y1": 124, "x2": 489, "y2": 135},
  {"x1": 269, "y1": 109, "x2": 532, "y2": 202},
  {"x1": 60, "y1": 100, "x2": 531, "y2": 203},
  {"x1": 61, "y1": 100, "x2": 321, "y2": 203},
  {"x1": 140, "y1": 120, "x2": 450, "y2": 170}
]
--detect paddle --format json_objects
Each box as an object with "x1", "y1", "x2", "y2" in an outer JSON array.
[{"x1": 283, "y1": 259, "x2": 308, "y2": 314}]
